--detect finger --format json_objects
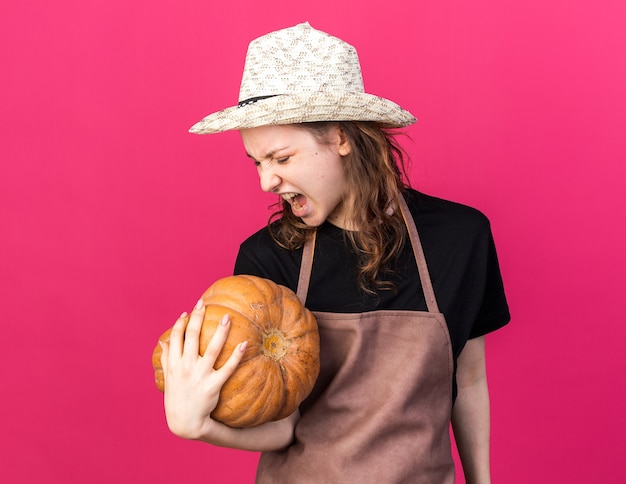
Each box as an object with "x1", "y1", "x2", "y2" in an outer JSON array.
[
  {"x1": 201, "y1": 313, "x2": 232, "y2": 365},
  {"x1": 212, "y1": 340, "x2": 248, "y2": 387},
  {"x1": 159, "y1": 340, "x2": 169, "y2": 374},
  {"x1": 182, "y1": 299, "x2": 205, "y2": 357},
  {"x1": 168, "y1": 312, "x2": 189, "y2": 357}
]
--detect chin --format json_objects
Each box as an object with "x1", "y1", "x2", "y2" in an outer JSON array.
[{"x1": 300, "y1": 215, "x2": 325, "y2": 227}]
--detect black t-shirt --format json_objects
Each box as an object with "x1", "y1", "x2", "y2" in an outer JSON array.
[{"x1": 234, "y1": 189, "x2": 510, "y2": 359}]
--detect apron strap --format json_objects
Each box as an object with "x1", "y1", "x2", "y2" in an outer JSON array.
[
  {"x1": 296, "y1": 192, "x2": 439, "y2": 314},
  {"x1": 297, "y1": 230, "x2": 316, "y2": 304},
  {"x1": 397, "y1": 193, "x2": 440, "y2": 314}
]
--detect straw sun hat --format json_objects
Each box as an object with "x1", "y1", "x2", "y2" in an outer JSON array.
[{"x1": 189, "y1": 22, "x2": 416, "y2": 134}]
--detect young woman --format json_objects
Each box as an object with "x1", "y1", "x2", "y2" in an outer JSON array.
[{"x1": 159, "y1": 22, "x2": 510, "y2": 484}]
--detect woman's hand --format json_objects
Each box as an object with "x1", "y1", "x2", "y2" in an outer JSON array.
[{"x1": 159, "y1": 299, "x2": 247, "y2": 440}]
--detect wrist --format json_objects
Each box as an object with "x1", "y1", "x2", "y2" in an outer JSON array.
[{"x1": 166, "y1": 412, "x2": 216, "y2": 441}]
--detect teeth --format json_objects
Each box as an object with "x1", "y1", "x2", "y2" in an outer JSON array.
[{"x1": 282, "y1": 193, "x2": 303, "y2": 211}]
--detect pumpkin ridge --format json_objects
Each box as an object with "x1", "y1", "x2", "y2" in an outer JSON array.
[
  {"x1": 204, "y1": 303, "x2": 267, "y2": 334},
  {"x1": 272, "y1": 360, "x2": 292, "y2": 419},
  {"x1": 209, "y1": 275, "x2": 274, "y2": 304},
  {"x1": 283, "y1": 332, "x2": 315, "y2": 350}
]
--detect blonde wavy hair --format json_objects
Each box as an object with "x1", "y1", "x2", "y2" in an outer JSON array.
[{"x1": 268, "y1": 121, "x2": 412, "y2": 294}]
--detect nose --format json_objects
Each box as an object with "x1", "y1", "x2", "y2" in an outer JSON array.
[{"x1": 258, "y1": 165, "x2": 282, "y2": 193}]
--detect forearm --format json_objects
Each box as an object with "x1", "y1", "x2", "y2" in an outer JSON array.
[
  {"x1": 452, "y1": 373, "x2": 491, "y2": 484},
  {"x1": 193, "y1": 410, "x2": 299, "y2": 452},
  {"x1": 451, "y1": 336, "x2": 491, "y2": 484}
]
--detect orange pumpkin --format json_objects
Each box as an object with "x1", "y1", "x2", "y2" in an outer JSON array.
[{"x1": 152, "y1": 274, "x2": 320, "y2": 428}]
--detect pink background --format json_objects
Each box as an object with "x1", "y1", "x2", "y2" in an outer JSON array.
[{"x1": 2, "y1": 0, "x2": 625, "y2": 482}]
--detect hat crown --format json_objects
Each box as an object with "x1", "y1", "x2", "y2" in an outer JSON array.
[
  {"x1": 238, "y1": 22, "x2": 365, "y2": 102},
  {"x1": 189, "y1": 22, "x2": 416, "y2": 134}
]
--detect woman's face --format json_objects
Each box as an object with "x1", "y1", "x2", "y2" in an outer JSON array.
[{"x1": 240, "y1": 124, "x2": 352, "y2": 229}]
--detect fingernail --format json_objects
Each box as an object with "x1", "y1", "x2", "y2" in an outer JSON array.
[
  {"x1": 195, "y1": 299, "x2": 204, "y2": 310},
  {"x1": 180, "y1": 311, "x2": 188, "y2": 318},
  {"x1": 239, "y1": 341, "x2": 248, "y2": 352},
  {"x1": 221, "y1": 314, "x2": 230, "y2": 326}
]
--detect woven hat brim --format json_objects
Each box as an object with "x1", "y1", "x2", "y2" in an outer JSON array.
[{"x1": 189, "y1": 93, "x2": 416, "y2": 134}]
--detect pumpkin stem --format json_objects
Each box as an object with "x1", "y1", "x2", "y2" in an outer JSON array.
[{"x1": 262, "y1": 328, "x2": 290, "y2": 361}]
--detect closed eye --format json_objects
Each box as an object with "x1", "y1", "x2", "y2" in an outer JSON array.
[{"x1": 276, "y1": 156, "x2": 290, "y2": 164}]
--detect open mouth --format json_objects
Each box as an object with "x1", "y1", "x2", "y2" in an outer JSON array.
[{"x1": 282, "y1": 192, "x2": 306, "y2": 214}]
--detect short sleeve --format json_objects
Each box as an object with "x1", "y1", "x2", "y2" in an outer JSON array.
[{"x1": 469, "y1": 229, "x2": 510, "y2": 338}]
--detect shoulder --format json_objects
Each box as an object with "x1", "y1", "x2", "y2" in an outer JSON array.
[
  {"x1": 238, "y1": 223, "x2": 277, "y2": 254},
  {"x1": 403, "y1": 188, "x2": 492, "y2": 238},
  {"x1": 402, "y1": 189, "x2": 510, "y2": 345},
  {"x1": 234, "y1": 223, "x2": 302, "y2": 290}
]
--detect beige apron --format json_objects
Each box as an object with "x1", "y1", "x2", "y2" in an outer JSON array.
[{"x1": 256, "y1": 195, "x2": 455, "y2": 484}]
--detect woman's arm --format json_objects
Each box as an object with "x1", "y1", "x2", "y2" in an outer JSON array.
[
  {"x1": 159, "y1": 300, "x2": 298, "y2": 452},
  {"x1": 451, "y1": 335, "x2": 491, "y2": 484}
]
